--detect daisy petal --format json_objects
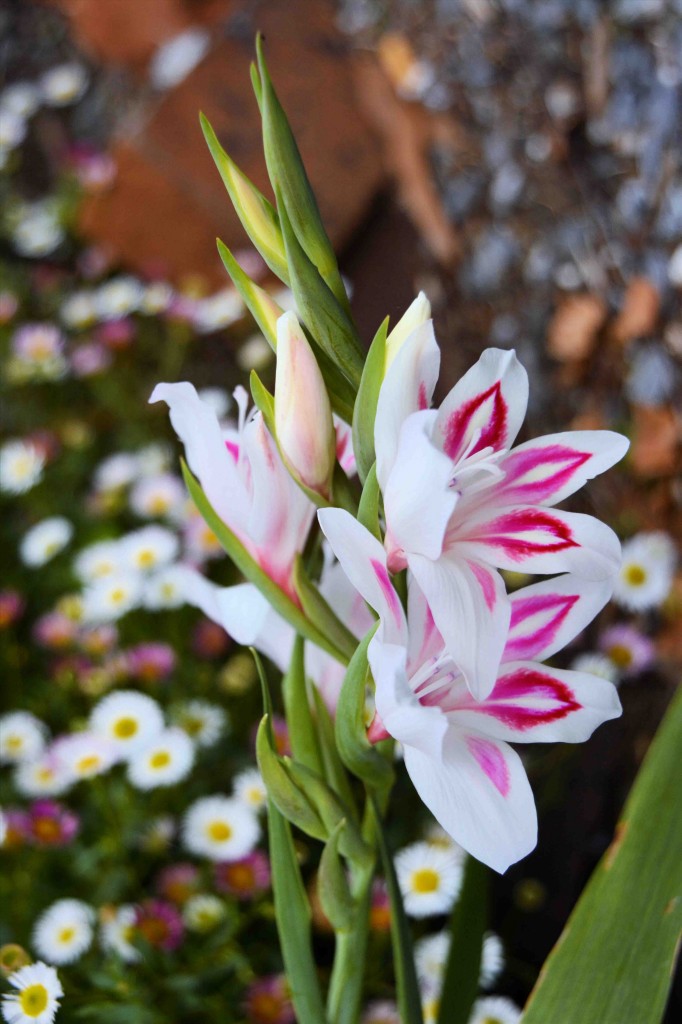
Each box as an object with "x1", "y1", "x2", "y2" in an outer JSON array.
[
  {"x1": 318, "y1": 508, "x2": 407, "y2": 644},
  {"x1": 409, "y1": 553, "x2": 510, "y2": 700},
  {"x1": 504, "y1": 575, "x2": 613, "y2": 662},
  {"x1": 403, "y1": 731, "x2": 537, "y2": 874},
  {"x1": 489, "y1": 431, "x2": 630, "y2": 508},
  {"x1": 448, "y1": 661, "x2": 622, "y2": 744},
  {"x1": 433, "y1": 349, "x2": 529, "y2": 463},
  {"x1": 375, "y1": 320, "x2": 441, "y2": 491},
  {"x1": 454, "y1": 506, "x2": 622, "y2": 579}
]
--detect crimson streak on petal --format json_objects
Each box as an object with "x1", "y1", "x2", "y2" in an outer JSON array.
[
  {"x1": 471, "y1": 508, "x2": 578, "y2": 560},
  {"x1": 476, "y1": 667, "x2": 581, "y2": 731},
  {"x1": 442, "y1": 381, "x2": 508, "y2": 461}
]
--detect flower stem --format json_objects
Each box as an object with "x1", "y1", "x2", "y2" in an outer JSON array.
[{"x1": 326, "y1": 861, "x2": 375, "y2": 1024}]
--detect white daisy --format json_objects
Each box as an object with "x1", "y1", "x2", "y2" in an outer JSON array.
[
  {"x1": 0, "y1": 440, "x2": 45, "y2": 494},
  {"x1": 122, "y1": 526, "x2": 179, "y2": 574},
  {"x1": 182, "y1": 795, "x2": 260, "y2": 861},
  {"x1": 193, "y1": 288, "x2": 244, "y2": 332},
  {"x1": 416, "y1": 931, "x2": 504, "y2": 997},
  {"x1": 127, "y1": 728, "x2": 195, "y2": 790},
  {"x1": 173, "y1": 700, "x2": 227, "y2": 748},
  {"x1": 93, "y1": 453, "x2": 138, "y2": 492},
  {"x1": 183, "y1": 507, "x2": 224, "y2": 562},
  {"x1": 140, "y1": 282, "x2": 174, "y2": 315},
  {"x1": 14, "y1": 756, "x2": 72, "y2": 798},
  {"x1": 33, "y1": 899, "x2": 94, "y2": 965},
  {"x1": 0, "y1": 711, "x2": 47, "y2": 764},
  {"x1": 40, "y1": 63, "x2": 88, "y2": 106},
  {"x1": 11, "y1": 202, "x2": 64, "y2": 257},
  {"x1": 11, "y1": 324, "x2": 67, "y2": 380},
  {"x1": 570, "y1": 652, "x2": 619, "y2": 683},
  {"x1": 134, "y1": 444, "x2": 171, "y2": 477},
  {"x1": 395, "y1": 841, "x2": 464, "y2": 919},
  {"x1": 89, "y1": 690, "x2": 164, "y2": 757},
  {"x1": 130, "y1": 473, "x2": 185, "y2": 520},
  {"x1": 143, "y1": 564, "x2": 189, "y2": 610},
  {"x1": 100, "y1": 905, "x2": 139, "y2": 962},
  {"x1": 20, "y1": 517, "x2": 73, "y2": 568},
  {"x1": 232, "y1": 767, "x2": 267, "y2": 813},
  {"x1": 60, "y1": 290, "x2": 97, "y2": 330},
  {"x1": 82, "y1": 570, "x2": 144, "y2": 623},
  {"x1": 1, "y1": 961, "x2": 63, "y2": 1024},
  {"x1": 361, "y1": 1002, "x2": 400, "y2": 1024},
  {"x1": 73, "y1": 539, "x2": 121, "y2": 582},
  {"x1": 468, "y1": 996, "x2": 521, "y2": 1024},
  {"x1": 182, "y1": 894, "x2": 226, "y2": 932},
  {"x1": 613, "y1": 532, "x2": 676, "y2": 611},
  {"x1": 0, "y1": 108, "x2": 26, "y2": 153},
  {"x1": 150, "y1": 28, "x2": 211, "y2": 90},
  {"x1": 95, "y1": 277, "x2": 143, "y2": 321},
  {"x1": 54, "y1": 732, "x2": 118, "y2": 781},
  {"x1": 1, "y1": 82, "x2": 41, "y2": 119}
]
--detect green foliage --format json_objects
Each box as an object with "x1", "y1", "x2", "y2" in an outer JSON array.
[
  {"x1": 352, "y1": 319, "x2": 389, "y2": 484},
  {"x1": 437, "y1": 857, "x2": 488, "y2": 1024}
]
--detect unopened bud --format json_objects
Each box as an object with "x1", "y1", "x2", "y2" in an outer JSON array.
[
  {"x1": 275, "y1": 311, "x2": 335, "y2": 495},
  {"x1": 385, "y1": 291, "x2": 431, "y2": 369}
]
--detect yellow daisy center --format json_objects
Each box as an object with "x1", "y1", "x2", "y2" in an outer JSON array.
[
  {"x1": 6, "y1": 735, "x2": 23, "y2": 751},
  {"x1": 150, "y1": 751, "x2": 171, "y2": 769},
  {"x1": 110, "y1": 587, "x2": 127, "y2": 604},
  {"x1": 207, "y1": 821, "x2": 232, "y2": 842},
  {"x1": 19, "y1": 984, "x2": 49, "y2": 1017},
  {"x1": 58, "y1": 927, "x2": 75, "y2": 944},
  {"x1": 624, "y1": 564, "x2": 646, "y2": 586},
  {"x1": 411, "y1": 868, "x2": 440, "y2": 894},
  {"x1": 608, "y1": 643, "x2": 633, "y2": 668},
  {"x1": 113, "y1": 716, "x2": 138, "y2": 739},
  {"x1": 76, "y1": 754, "x2": 101, "y2": 775},
  {"x1": 137, "y1": 549, "x2": 156, "y2": 568},
  {"x1": 149, "y1": 496, "x2": 170, "y2": 515}
]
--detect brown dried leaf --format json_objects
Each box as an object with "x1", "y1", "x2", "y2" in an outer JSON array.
[
  {"x1": 613, "y1": 277, "x2": 660, "y2": 345},
  {"x1": 630, "y1": 404, "x2": 681, "y2": 479},
  {"x1": 547, "y1": 293, "x2": 608, "y2": 362}
]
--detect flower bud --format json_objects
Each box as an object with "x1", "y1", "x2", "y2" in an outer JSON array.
[
  {"x1": 275, "y1": 311, "x2": 335, "y2": 496},
  {"x1": 385, "y1": 291, "x2": 431, "y2": 369}
]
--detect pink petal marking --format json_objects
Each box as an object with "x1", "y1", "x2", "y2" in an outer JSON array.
[
  {"x1": 470, "y1": 508, "x2": 578, "y2": 561},
  {"x1": 442, "y1": 381, "x2": 508, "y2": 461},
  {"x1": 371, "y1": 558, "x2": 404, "y2": 629},
  {"x1": 505, "y1": 592, "x2": 580, "y2": 661},
  {"x1": 476, "y1": 667, "x2": 581, "y2": 731},
  {"x1": 498, "y1": 445, "x2": 592, "y2": 504},
  {"x1": 418, "y1": 381, "x2": 429, "y2": 410},
  {"x1": 466, "y1": 735, "x2": 510, "y2": 796},
  {"x1": 467, "y1": 560, "x2": 498, "y2": 611},
  {"x1": 367, "y1": 711, "x2": 391, "y2": 744},
  {"x1": 225, "y1": 440, "x2": 240, "y2": 462}
]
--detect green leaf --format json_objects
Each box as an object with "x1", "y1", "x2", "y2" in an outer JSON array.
[
  {"x1": 352, "y1": 317, "x2": 388, "y2": 483},
  {"x1": 293, "y1": 556, "x2": 358, "y2": 663},
  {"x1": 372, "y1": 798, "x2": 424, "y2": 1024},
  {"x1": 250, "y1": 61, "x2": 262, "y2": 110},
  {"x1": 282, "y1": 634, "x2": 325, "y2": 778},
  {"x1": 335, "y1": 625, "x2": 393, "y2": 792},
  {"x1": 521, "y1": 687, "x2": 682, "y2": 1024},
  {"x1": 268, "y1": 798, "x2": 329, "y2": 1024},
  {"x1": 216, "y1": 239, "x2": 282, "y2": 348},
  {"x1": 201, "y1": 114, "x2": 289, "y2": 282},
  {"x1": 286, "y1": 758, "x2": 370, "y2": 869},
  {"x1": 276, "y1": 187, "x2": 364, "y2": 390},
  {"x1": 256, "y1": 34, "x2": 351, "y2": 317},
  {"x1": 181, "y1": 459, "x2": 348, "y2": 664},
  {"x1": 256, "y1": 715, "x2": 327, "y2": 841},
  {"x1": 437, "y1": 856, "x2": 488, "y2": 1024},
  {"x1": 318, "y1": 819, "x2": 356, "y2": 933},
  {"x1": 357, "y1": 462, "x2": 382, "y2": 541}
]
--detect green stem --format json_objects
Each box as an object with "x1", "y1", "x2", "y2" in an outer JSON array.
[{"x1": 326, "y1": 862, "x2": 375, "y2": 1024}]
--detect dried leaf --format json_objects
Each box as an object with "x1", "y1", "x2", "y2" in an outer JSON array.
[{"x1": 547, "y1": 294, "x2": 608, "y2": 362}]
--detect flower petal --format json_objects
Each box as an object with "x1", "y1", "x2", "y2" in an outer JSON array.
[
  {"x1": 408, "y1": 553, "x2": 510, "y2": 700},
  {"x1": 504, "y1": 575, "x2": 613, "y2": 662},
  {"x1": 487, "y1": 431, "x2": 630, "y2": 509},
  {"x1": 432, "y1": 349, "x2": 528, "y2": 464},
  {"x1": 318, "y1": 508, "x2": 408, "y2": 644},
  {"x1": 383, "y1": 411, "x2": 458, "y2": 565},
  {"x1": 452, "y1": 506, "x2": 622, "y2": 579},
  {"x1": 150, "y1": 381, "x2": 248, "y2": 533},
  {"x1": 447, "y1": 661, "x2": 622, "y2": 744},
  {"x1": 374, "y1": 320, "x2": 441, "y2": 492},
  {"x1": 402, "y1": 731, "x2": 537, "y2": 873}
]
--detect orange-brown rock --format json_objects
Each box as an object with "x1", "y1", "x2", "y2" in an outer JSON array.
[
  {"x1": 547, "y1": 293, "x2": 608, "y2": 362},
  {"x1": 613, "y1": 277, "x2": 660, "y2": 345},
  {"x1": 78, "y1": 0, "x2": 384, "y2": 287}
]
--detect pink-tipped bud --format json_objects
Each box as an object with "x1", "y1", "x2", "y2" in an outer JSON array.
[{"x1": 275, "y1": 311, "x2": 335, "y2": 495}]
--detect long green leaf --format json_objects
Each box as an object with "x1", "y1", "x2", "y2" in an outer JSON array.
[
  {"x1": 282, "y1": 635, "x2": 325, "y2": 778},
  {"x1": 372, "y1": 798, "x2": 424, "y2": 1024},
  {"x1": 216, "y1": 239, "x2": 282, "y2": 348},
  {"x1": 201, "y1": 113, "x2": 289, "y2": 282},
  {"x1": 352, "y1": 318, "x2": 388, "y2": 484},
  {"x1": 255, "y1": 34, "x2": 351, "y2": 317},
  {"x1": 277, "y1": 187, "x2": 364, "y2": 390},
  {"x1": 522, "y1": 687, "x2": 682, "y2": 1024},
  {"x1": 181, "y1": 460, "x2": 346, "y2": 663},
  {"x1": 357, "y1": 463, "x2": 382, "y2": 541},
  {"x1": 293, "y1": 557, "x2": 358, "y2": 663},
  {"x1": 436, "y1": 856, "x2": 488, "y2": 1024},
  {"x1": 318, "y1": 820, "x2": 356, "y2": 933}
]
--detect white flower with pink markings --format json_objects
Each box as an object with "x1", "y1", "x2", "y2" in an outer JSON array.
[
  {"x1": 318, "y1": 509, "x2": 622, "y2": 872},
  {"x1": 373, "y1": 317, "x2": 629, "y2": 698}
]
